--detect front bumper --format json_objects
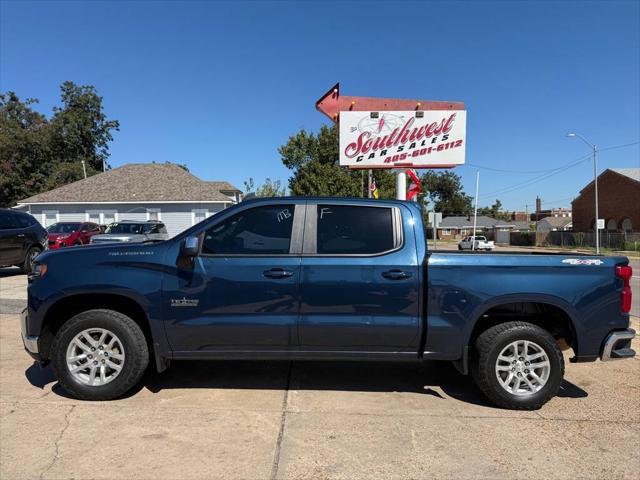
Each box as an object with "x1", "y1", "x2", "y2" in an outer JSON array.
[
  {"x1": 20, "y1": 308, "x2": 40, "y2": 358},
  {"x1": 600, "y1": 329, "x2": 636, "y2": 361}
]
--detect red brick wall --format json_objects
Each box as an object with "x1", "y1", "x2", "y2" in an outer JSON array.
[{"x1": 571, "y1": 171, "x2": 640, "y2": 232}]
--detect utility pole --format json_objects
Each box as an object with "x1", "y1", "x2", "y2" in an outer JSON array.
[
  {"x1": 81, "y1": 160, "x2": 87, "y2": 179},
  {"x1": 472, "y1": 170, "x2": 479, "y2": 251},
  {"x1": 593, "y1": 143, "x2": 599, "y2": 254},
  {"x1": 368, "y1": 170, "x2": 373, "y2": 198},
  {"x1": 567, "y1": 133, "x2": 600, "y2": 254}
]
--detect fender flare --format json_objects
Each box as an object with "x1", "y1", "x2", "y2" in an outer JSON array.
[{"x1": 455, "y1": 293, "x2": 582, "y2": 374}]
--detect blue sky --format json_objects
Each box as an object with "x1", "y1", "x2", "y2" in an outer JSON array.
[{"x1": 1, "y1": 0, "x2": 638, "y2": 211}]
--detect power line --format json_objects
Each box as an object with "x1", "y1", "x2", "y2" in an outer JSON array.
[
  {"x1": 475, "y1": 140, "x2": 639, "y2": 199},
  {"x1": 478, "y1": 153, "x2": 592, "y2": 199},
  {"x1": 464, "y1": 140, "x2": 639, "y2": 175}
]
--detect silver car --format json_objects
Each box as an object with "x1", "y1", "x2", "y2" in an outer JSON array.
[{"x1": 90, "y1": 220, "x2": 169, "y2": 245}]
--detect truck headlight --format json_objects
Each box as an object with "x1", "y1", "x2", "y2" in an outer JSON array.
[{"x1": 31, "y1": 263, "x2": 48, "y2": 279}]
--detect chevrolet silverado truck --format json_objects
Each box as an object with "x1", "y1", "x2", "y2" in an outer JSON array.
[{"x1": 21, "y1": 198, "x2": 635, "y2": 409}]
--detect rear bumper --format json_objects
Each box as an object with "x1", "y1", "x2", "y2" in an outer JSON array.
[
  {"x1": 600, "y1": 329, "x2": 636, "y2": 361},
  {"x1": 20, "y1": 308, "x2": 40, "y2": 359}
]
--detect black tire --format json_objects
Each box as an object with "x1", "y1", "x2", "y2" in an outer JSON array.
[
  {"x1": 20, "y1": 246, "x2": 42, "y2": 274},
  {"x1": 73, "y1": 240, "x2": 82, "y2": 246},
  {"x1": 471, "y1": 321, "x2": 564, "y2": 410},
  {"x1": 458, "y1": 245, "x2": 463, "y2": 250},
  {"x1": 50, "y1": 309, "x2": 149, "y2": 401}
]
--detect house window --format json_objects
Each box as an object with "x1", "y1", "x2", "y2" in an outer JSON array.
[
  {"x1": 442, "y1": 229, "x2": 451, "y2": 235},
  {"x1": 86, "y1": 210, "x2": 118, "y2": 225},
  {"x1": 621, "y1": 218, "x2": 633, "y2": 232},
  {"x1": 147, "y1": 208, "x2": 161, "y2": 221},
  {"x1": 192, "y1": 209, "x2": 208, "y2": 225},
  {"x1": 42, "y1": 210, "x2": 59, "y2": 227},
  {"x1": 86, "y1": 211, "x2": 101, "y2": 224}
]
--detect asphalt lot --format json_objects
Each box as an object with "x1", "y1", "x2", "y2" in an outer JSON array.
[{"x1": 1, "y1": 268, "x2": 639, "y2": 479}]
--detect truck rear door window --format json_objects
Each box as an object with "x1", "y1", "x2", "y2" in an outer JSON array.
[
  {"x1": 202, "y1": 205, "x2": 295, "y2": 255},
  {"x1": 316, "y1": 205, "x2": 395, "y2": 255}
]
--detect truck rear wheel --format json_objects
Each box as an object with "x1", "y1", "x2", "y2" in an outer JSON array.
[
  {"x1": 471, "y1": 321, "x2": 564, "y2": 410},
  {"x1": 50, "y1": 309, "x2": 149, "y2": 400}
]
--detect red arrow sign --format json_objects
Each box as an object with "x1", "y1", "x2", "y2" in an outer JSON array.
[{"x1": 316, "y1": 83, "x2": 464, "y2": 123}]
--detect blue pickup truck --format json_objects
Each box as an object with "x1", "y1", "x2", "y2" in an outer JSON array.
[{"x1": 21, "y1": 198, "x2": 635, "y2": 409}]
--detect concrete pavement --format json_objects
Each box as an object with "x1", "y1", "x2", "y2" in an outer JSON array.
[{"x1": 1, "y1": 270, "x2": 639, "y2": 479}]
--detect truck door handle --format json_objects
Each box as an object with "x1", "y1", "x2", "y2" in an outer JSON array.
[
  {"x1": 263, "y1": 268, "x2": 294, "y2": 279},
  {"x1": 17, "y1": 234, "x2": 25, "y2": 237},
  {"x1": 382, "y1": 269, "x2": 412, "y2": 280}
]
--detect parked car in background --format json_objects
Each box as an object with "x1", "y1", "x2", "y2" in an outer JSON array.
[
  {"x1": 90, "y1": 220, "x2": 169, "y2": 244},
  {"x1": 0, "y1": 209, "x2": 47, "y2": 273},
  {"x1": 459, "y1": 235, "x2": 495, "y2": 251},
  {"x1": 47, "y1": 222, "x2": 102, "y2": 249}
]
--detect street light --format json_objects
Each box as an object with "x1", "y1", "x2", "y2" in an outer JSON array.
[{"x1": 566, "y1": 133, "x2": 599, "y2": 254}]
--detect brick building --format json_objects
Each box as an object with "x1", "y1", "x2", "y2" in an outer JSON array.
[
  {"x1": 533, "y1": 196, "x2": 572, "y2": 222},
  {"x1": 571, "y1": 168, "x2": 639, "y2": 232}
]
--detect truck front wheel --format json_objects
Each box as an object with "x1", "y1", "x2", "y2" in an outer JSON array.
[
  {"x1": 471, "y1": 321, "x2": 564, "y2": 410},
  {"x1": 50, "y1": 309, "x2": 149, "y2": 400}
]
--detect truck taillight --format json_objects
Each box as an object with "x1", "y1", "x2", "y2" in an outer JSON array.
[{"x1": 616, "y1": 265, "x2": 632, "y2": 313}]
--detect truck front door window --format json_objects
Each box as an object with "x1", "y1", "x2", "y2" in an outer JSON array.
[{"x1": 202, "y1": 205, "x2": 295, "y2": 255}]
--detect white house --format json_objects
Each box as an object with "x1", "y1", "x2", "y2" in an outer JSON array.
[
  {"x1": 536, "y1": 216, "x2": 573, "y2": 232},
  {"x1": 14, "y1": 163, "x2": 241, "y2": 236}
]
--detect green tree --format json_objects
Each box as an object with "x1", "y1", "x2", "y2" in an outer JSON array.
[
  {"x1": 48, "y1": 82, "x2": 119, "y2": 172},
  {"x1": 244, "y1": 177, "x2": 287, "y2": 197},
  {"x1": 477, "y1": 199, "x2": 511, "y2": 220},
  {"x1": 0, "y1": 93, "x2": 50, "y2": 207},
  {"x1": 279, "y1": 124, "x2": 396, "y2": 198},
  {"x1": 0, "y1": 82, "x2": 119, "y2": 207},
  {"x1": 422, "y1": 171, "x2": 473, "y2": 215}
]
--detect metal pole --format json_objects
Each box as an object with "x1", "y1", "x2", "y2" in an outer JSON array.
[
  {"x1": 593, "y1": 144, "x2": 600, "y2": 254},
  {"x1": 81, "y1": 160, "x2": 87, "y2": 179},
  {"x1": 368, "y1": 170, "x2": 373, "y2": 199},
  {"x1": 472, "y1": 170, "x2": 479, "y2": 251},
  {"x1": 433, "y1": 215, "x2": 437, "y2": 249},
  {"x1": 396, "y1": 170, "x2": 407, "y2": 200}
]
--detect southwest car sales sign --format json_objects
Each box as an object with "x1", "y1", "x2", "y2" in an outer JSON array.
[{"x1": 339, "y1": 110, "x2": 466, "y2": 169}]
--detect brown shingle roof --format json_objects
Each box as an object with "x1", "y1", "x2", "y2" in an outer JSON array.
[
  {"x1": 206, "y1": 181, "x2": 241, "y2": 192},
  {"x1": 18, "y1": 163, "x2": 232, "y2": 203}
]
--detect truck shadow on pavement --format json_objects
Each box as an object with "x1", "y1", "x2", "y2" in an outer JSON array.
[{"x1": 25, "y1": 359, "x2": 587, "y2": 408}]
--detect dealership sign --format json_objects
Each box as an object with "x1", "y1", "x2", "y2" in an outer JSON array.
[{"x1": 339, "y1": 110, "x2": 466, "y2": 169}]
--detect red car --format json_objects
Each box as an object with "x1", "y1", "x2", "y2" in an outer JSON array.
[{"x1": 47, "y1": 222, "x2": 102, "y2": 249}]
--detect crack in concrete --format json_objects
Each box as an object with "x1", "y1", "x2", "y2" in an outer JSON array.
[
  {"x1": 270, "y1": 361, "x2": 293, "y2": 480},
  {"x1": 38, "y1": 404, "x2": 75, "y2": 480}
]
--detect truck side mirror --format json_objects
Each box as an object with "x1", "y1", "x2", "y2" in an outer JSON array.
[{"x1": 181, "y1": 236, "x2": 200, "y2": 257}]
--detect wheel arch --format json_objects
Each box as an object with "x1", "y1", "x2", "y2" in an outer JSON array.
[
  {"x1": 39, "y1": 293, "x2": 155, "y2": 364},
  {"x1": 454, "y1": 294, "x2": 581, "y2": 375},
  {"x1": 467, "y1": 294, "x2": 580, "y2": 353}
]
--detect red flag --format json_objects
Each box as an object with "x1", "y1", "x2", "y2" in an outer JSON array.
[{"x1": 406, "y1": 169, "x2": 422, "y2": 201}]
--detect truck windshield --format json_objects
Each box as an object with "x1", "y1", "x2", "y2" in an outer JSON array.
[{"x1": 47, "y1": 223, "x2": 80, "y2": 233}]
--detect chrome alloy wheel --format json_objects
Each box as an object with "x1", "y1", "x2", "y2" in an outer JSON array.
[
  {"x1": 495, "y1": 340, "x2": 550, "y2": 396},
  {"x1": 65, "y1": 328, "x2": 125, "y2": 386}
]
